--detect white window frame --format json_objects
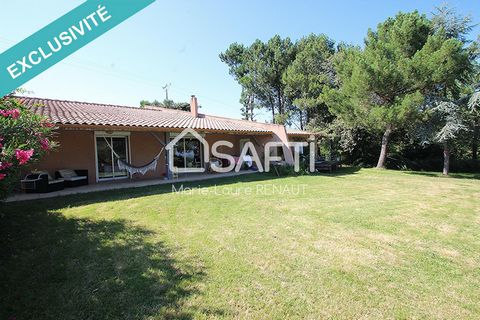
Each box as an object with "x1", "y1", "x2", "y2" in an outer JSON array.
[
  {"x1": 169, "y1": 133, "x2": 205, "y2": 169},
  {"x1": 94, "y1": 131, "x2": 131, "y2": 182}
]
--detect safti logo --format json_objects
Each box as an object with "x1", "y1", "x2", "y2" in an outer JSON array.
[{"x1": 165, "y1": 128, "x2": 316, "y2": 174}]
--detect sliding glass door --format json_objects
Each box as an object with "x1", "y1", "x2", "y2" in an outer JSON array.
[
  {"x1": 172, "y1": 137, "x2": 203, "y2": 170},
  {"x1": 96, "y1": 136, "x2": 129, "y2": 180}
]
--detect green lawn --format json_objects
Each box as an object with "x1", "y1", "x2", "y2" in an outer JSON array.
[{"x1": 1, "y1": 168, "x2": 480, "y2": 319}]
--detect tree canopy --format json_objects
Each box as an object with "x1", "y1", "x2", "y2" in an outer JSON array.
[
  {"x1": 140, "y1": 99, "x2": 190, "y2": 111},
  {"x1": 283, "y1": 34, "x2": 336, "y2": 129},
  {"x1": 323, "y1": 11, "x2": 472, "y2": 168},
  {"x1": 220, "y1": 35, "x2": 297, "y2": 124},
  {"x1": 220, "y1": 6, "x2": 479, "y2": 174}
]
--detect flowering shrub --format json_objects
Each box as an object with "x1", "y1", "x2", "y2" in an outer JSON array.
[{"x1": 0, "y1": 96, "x2": 56, "y2": 200}]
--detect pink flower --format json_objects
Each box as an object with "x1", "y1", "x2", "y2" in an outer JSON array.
[
  {"x1": 15, "y1": 149, "x2": 34, "y2": 165},
  {"x1": 0, "y1": 173, "x2": 6, "y2": 181},
  {"x1": 0, "y1": 161, "x2": 12, "y2": 170},
  {"x1": 42, "y1": 121, "x2": 54, "y2": 128},
  {"x1": 0, "y1": 109, "x2": 20, "y2": 119},
  {"x1": 39, "y1": 138, "x2": 50, "y2": 151},
  {"x1": 9, "y1": 109, "x2": 20, "y2": 119}
]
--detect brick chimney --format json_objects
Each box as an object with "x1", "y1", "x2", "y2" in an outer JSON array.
[{"x1": 190, "y1": 95, "x2": 198, "y2": 117}]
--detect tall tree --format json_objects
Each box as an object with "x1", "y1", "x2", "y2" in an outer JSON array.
[
  {"x1": 324, "y1": 11, "x2": 471, "y2": 169},
  {"x1": 427, "y1": 5, "x2": 476, "y2": 171},
  {"x1": 220, "y1": 42, "x2": 266, "y2": 120},
  {"x1": 431, "y1": 4, "x2": 474, "y2": 42},
  {"x1": 418, "y1": 102, "x2": 467, "y2": 175},
  {"x1": 468, "y1": 78, "x2": 480, "y2": 160},
  {"x1": 220, "y1": 35, "x2": 296, "y2": 124},
  {"x1": 467, "y1": 36, "x2": 480, "y2": 160},
  {"x1": 239, "y1": 88, "x2": 260, "y2": 120},
  {"x1": 283, "y1": 34, "x2": 336, "y2": 129}
]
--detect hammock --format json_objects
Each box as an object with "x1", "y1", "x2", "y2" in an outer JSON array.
[
  {"x1": 117, "y1": 153, "x2": 162, "y2": 176},
  {"x1": 103, "y1": 134, "x2": 164, "y2": 176}
]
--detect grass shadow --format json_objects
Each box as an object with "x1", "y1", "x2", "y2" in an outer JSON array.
[
  {"x1": 3, "y1": 173, "x2": 291, "y2": 211},
  {"x1": 0, "y1": 209, "x2": 213, "y2": 319},
  {"x1": 4, "y1": 168, "x2": 363, "y2": 212},
  {"x1": 310, "y1": 166, "x2": 362, "y2": 178},
  {"x1": 403, "y1": 170, "x2": 480, "y2": 180}
]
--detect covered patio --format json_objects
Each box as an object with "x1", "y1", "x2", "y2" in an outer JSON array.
[
  {"x1": 6, "y1": 170, "x2": 257, "y2": 202},
  {"x1": 12, "y1": 95, "x2": 315, "y2": 199}
]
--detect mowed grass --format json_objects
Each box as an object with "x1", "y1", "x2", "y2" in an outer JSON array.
[{"x1": 1, "y1": 168, "x2": 480, "y2": 319}]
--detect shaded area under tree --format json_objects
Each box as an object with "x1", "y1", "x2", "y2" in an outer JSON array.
[{"x1": 0, "y1": 209, "x2": 211, "y2": 320}]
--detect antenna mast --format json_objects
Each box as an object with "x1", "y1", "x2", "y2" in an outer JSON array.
[{"x1": 162, "y1": 83, "x2": 171, "y2": 100}]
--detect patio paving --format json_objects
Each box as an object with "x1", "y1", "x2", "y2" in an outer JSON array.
[{"x1": 5, "y1": 171, "x2": 257, "y2": 203}]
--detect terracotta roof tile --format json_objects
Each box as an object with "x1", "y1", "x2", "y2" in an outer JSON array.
[
  {"x1": 286, "y1": 129, "x2": 316, "y2": 136},
  {"x1": 16, "y1": 96, "x2": 272, "y2": 133}
]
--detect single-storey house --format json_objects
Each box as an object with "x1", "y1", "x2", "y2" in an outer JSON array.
[{"x1": 18, "y1": 95, "x2": 315, "y2": 184}]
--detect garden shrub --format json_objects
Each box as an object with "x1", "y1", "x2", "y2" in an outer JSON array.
[{"x1": 0, "y1": 96, "x2": 56, "y2": 200}]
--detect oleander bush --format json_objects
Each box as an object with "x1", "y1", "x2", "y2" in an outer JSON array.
[{"x1": 0, "y1": 96, "x2": 56, "y2": 200}]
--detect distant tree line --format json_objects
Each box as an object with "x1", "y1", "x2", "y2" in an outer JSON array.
[
  {"x1": 139, "y1": 99, "x2": 190, "y2": 111},
  {"x1": 220, "y1": 5, "x2": 480, "y2": 175}
]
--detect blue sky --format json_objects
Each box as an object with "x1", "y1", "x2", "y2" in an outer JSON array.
[{"x1": 1, "y1": 0, "x2": 479, "y2": 122}]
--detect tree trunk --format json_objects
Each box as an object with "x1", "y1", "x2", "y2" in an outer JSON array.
[
  {"x1": 472, "y1": 121, "x2": 478, "y2": 160},
  {"x1": 376, "y1": 125, "x2": 393, "y2": 169},
  {"x1": 329, "y1": 139, "x2": 333, "y2": 161},
  {"x1": 443, "y1": 142, "x2": 450, "y2": 175},
  {"x1": 248, "y1": 95, "x2": 255, "y2": 121},
  {"x1": 299, "y1": 109, "x2": 304, "y2": 130},
  {"x1": 277, "y1": 89, "x2": 283, "y2": 115}
]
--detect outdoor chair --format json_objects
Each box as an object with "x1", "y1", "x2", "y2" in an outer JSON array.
[
  {"x1": 207, "y1": 158, "x2": 223, "y2": 173},
  {"x1": 314, "y1": 159, "x2": 339, "y2": 172},
  {"x1": 55, "y1": 169, "x2": 89, "y2": 187},
  {"x1": 20, "y1": 171, "x2": 65, "y2": 193}
]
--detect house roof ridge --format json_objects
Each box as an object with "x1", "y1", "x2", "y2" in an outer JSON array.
[
  {"x1": 14, "y1": 95, "x2": 165, "y2": 113},
  {"x1": 16, "y1": 96, "x2": 257, "y2": 122},
  {"x1": 14, "y1": 95, "x2": 276, "y2": 133}
]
